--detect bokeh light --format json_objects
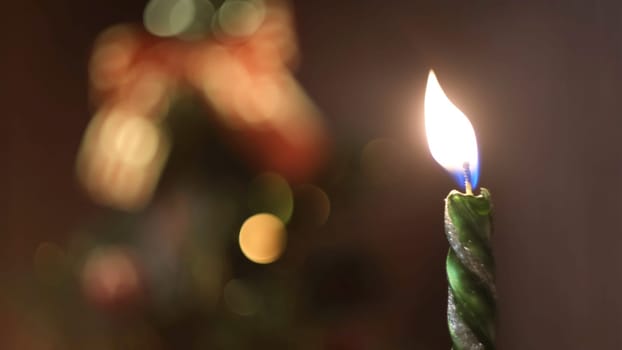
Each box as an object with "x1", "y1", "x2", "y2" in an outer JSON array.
[
  {"x1": 180, "y1": 0, "x2": 216, "y2": 39},
  {"x1": 294, "y1": 184, "x2": 331, "y2": 228},
  {"x1": 215, "y1": 0, "x2": 266, "y2": 38},
  {"x1": 238, "y1": 213, "x2": 286, "y2": 264},
  {"x1": 233, "y1": 75, "x2": 284, "y2": 126},
  {"x1": 81, "y1": 246, "x2": 142, "y2": 307},
  {"x1": 76, "y1": 110, "x2": 169, "y2": 211},
  {"x1": 101, "y1": 115, "x2": 159, "y2": 166},
  {"x1": 144, "y1": 0, "x2": 196, "y2": 37},
  {"x1": 89, "y1": 25, "x2": 138, "y2": 93},
  {"x1": 123, "y1": 69, "x2": 173, "y2": 121},
  {"x1": 223, "y1": 279, "x2": 259, "y2": 316},
  {"x1": 248, "y1": 172, "x2": 293, "y2": 223}
]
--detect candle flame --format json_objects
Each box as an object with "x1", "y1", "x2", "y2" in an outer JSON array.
[{"x1": 424, "y1": 70, "x2": 479, "y2": 189}]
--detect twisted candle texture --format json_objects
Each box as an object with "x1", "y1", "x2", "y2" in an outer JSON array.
[{"x1": 445, "y1": 188, "x2": 495, "y2": 350}]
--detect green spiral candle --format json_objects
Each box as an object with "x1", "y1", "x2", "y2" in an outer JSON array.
[
  {"x1": 423, "y1": 70, "x2": 496, "y2": 349},
  {"x1": 445, "y1": 185, "x2": 495, "y2": 350}
]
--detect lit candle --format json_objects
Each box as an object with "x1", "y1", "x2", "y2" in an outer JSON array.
[{"x1": 424, "y1": 70, "x2": 496, "y2": 350}]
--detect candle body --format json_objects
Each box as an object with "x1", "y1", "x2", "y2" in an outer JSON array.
[{"x1": 445, "y1": 188, "x2": 495, "y2": 350}]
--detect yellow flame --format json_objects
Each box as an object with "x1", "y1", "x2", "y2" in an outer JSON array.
[{"x1": 424, "y1": 70, "x2": 478, "y2": 176}]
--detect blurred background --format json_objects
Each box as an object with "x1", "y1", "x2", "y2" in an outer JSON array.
[{"x1": 5, "y1": 0, "x2": 622, "y2": 349}]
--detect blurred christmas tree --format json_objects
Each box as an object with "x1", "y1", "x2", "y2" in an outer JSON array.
[{"x1": 0, "y1": 1, "x2": 400, "y2": 349}]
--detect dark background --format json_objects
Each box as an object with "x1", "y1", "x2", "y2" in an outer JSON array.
[{"x1": 5, "y1": 0, "x2": 622, "y2": 349}]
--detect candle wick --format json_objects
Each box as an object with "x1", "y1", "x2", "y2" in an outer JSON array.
[{"x1": 463, "y1": 162, "x2": 473, "y2": 195}]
